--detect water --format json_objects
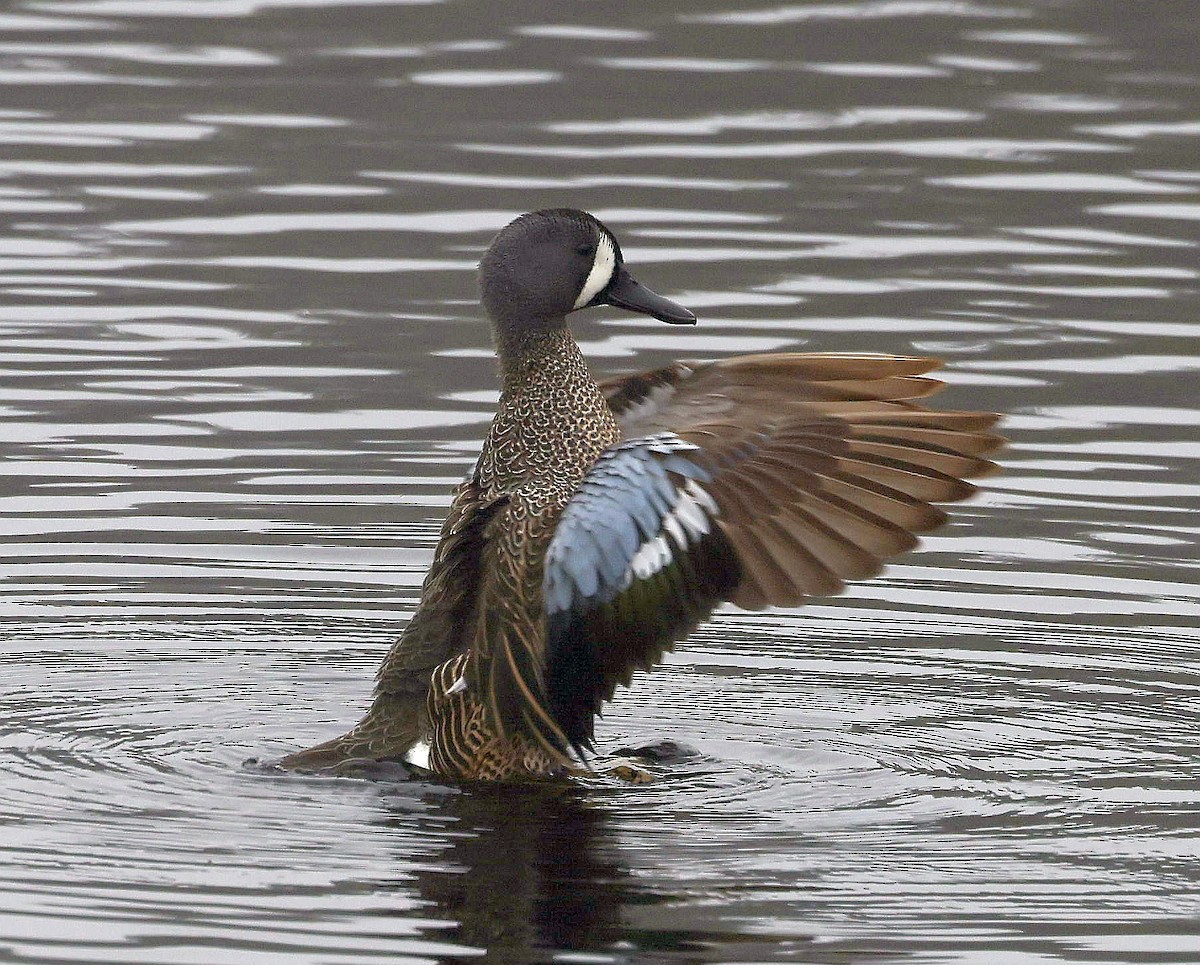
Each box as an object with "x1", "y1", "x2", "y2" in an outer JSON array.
[{"x1": 1, "y1": 0, "x2": 1198, "y2": 961}]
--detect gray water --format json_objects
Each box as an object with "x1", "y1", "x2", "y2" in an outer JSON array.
[{"x1": 2, "y1": 0, "x2": 1199, "y2": 962}]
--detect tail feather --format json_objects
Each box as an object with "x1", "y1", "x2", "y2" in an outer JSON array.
[{"x1": 273, "y1": 692, "x2": 422, "y2": 772}]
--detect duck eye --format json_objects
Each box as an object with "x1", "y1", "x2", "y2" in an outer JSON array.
[{"x1": 577, "y1": 244, "x2": 596, "y2": 258}]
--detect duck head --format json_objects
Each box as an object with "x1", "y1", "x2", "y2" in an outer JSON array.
[{"x1": 479, "y1": 209, "x2": 696, "y2": 329}]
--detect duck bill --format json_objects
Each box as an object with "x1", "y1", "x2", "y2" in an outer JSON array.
[{"x1": 598, "y1": 266, "x2": 696, "y2": 325}]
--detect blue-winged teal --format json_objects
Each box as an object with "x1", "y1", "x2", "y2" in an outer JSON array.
[{"x1": 279, "y1": 208, "x2": 1002, "y2": 781}]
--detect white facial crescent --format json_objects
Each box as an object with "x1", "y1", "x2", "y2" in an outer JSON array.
[{"x1": 572, "y1": 232, "x2": 617, "y2": 310}]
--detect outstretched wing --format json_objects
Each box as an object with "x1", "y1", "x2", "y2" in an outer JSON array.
[
  {"x1": 541, "y1": 353, "x2": 1002, "y2": 754},
  {"x1": 278, "y1": 478, "x2": 505, "y2": 770},
  {"x1": 602, "y1": 352, "x2": 956, "y2": 437},
  {"x1": 363, "y1": 478, "x2": 503, "y2": 756},
  {"x1": 376, "y1": 478, "x2": 505, "y2": 697}
]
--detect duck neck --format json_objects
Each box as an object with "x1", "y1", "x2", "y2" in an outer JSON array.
[
  {"x1": 492, "y1": 318, "x2": 580, "y2": 394},
  {"x1": 478, "y1": 316, "x2": 620, "y2": 490}
]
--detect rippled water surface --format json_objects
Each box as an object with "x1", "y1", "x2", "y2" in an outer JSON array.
[{"x1": 2, "y1": 0, "x2": 1199, "y2": 962}]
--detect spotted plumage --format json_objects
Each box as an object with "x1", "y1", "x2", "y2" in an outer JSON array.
[{"x1": 277, "y1": 208, "x2": 1004, "y2": 782}]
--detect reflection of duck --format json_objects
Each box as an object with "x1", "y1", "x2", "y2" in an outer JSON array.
[
  {"x1": 392, "y1": 786, "x2": 632, "y2": 957},
  {"x1": 379, "y1": 784, "x2": 826, "y2": 961},
  {"x1": 280, "y1": 208, "x2": 1002, "y2": 780}
]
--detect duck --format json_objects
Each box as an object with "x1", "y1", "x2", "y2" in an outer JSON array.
[{"x1": 277, "y1": 208, "x2": 1003, "y2": 781}]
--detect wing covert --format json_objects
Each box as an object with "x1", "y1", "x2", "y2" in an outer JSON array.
[
  {"x1": 376, "y1": 479, "x2": 507, "y2": 698},
  {"x1": 543, "y1": 435, "x2": 741, "y2": 753}
]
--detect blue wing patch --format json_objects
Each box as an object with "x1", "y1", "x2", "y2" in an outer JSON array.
[
  {"x1": 542, "y1": 432, "x2": 741, "y2": 753},
  {"x1": 545, "y1": 433, "x2": 714, "y2": 614}
]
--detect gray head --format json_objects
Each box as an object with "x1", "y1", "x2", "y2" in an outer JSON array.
[{"x1": 479, "y1": 209, "x2": 696, "y2": 330}]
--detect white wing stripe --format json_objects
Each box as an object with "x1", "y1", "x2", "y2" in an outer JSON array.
[
  {"x1": 622, "y1": 479, "x2": 718, "y2": 583},
  {"x1": 685, "y1": 478, "x2": 719, "y2": 517},
  {"x1": 674, "y1": 486, "x2": 711, "y2": 538},
  {"x1": 662, "y1": 512, "x2": 687, "y2": 550}
]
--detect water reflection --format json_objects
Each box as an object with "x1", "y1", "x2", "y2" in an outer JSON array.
[
  {"x1": 395, "y1": 787, "x2": 634, "y2": 958},
  {"x1": 380, "y1": 782, "x2": 838, "y2": 963}
]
